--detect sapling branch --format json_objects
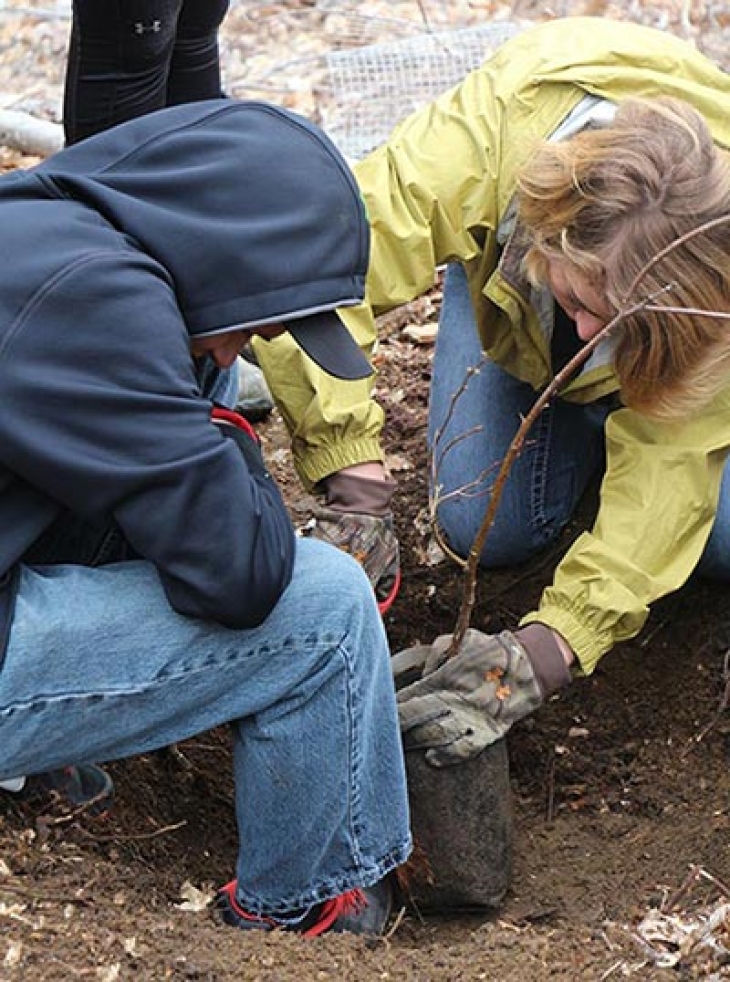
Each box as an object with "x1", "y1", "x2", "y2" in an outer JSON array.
[{"x1": 445, "y1": 301, "x2": 635, "y2": 657}]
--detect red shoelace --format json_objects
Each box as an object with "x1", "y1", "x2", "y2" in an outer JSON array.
[{"x1": 218, "y1": 880, "x2": 367, "y2": 937}]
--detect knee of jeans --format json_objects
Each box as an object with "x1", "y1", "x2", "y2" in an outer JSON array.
[
  {"x1": 303, "y1": 543, "x2": 384, "y2": 659},
  {"x1": 332, "y1": 544, "x2": 373, "y2": 595},
  {"x1": 298, "y1": 537, "x2": 374, "y2": 605},
  {"x1": 437, "y1": 508, "x2": 549, "y2": 569}
]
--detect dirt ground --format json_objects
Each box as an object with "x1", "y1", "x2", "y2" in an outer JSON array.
[{"x1": 3, "y1": 1, "x2": 730, "y2": 980}]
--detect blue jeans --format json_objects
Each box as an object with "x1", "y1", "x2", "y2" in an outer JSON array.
[
  {"x1": 0, "y1": 539, "x2": 411, "y2": 913},
  {"x1": 197, "y1": 356, "x2": 238, "y2": 408},
  {"x1": 429, "y1": 265, "x2": 730, "y2": 577}
]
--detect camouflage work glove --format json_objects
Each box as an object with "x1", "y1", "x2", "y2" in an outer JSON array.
[
  {"x1": 396, "y1": 625, "x2": 572, "y2": 767},
  {"x1": 309, "y1": 471, "x2": 400, "y2": 614},
  {"x1": 391, "y1": 633, "x2": 458, "y2": 688}
]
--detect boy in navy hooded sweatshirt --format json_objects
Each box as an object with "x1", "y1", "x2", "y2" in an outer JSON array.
[{"x1": 0, "y1": 99, "x2": 411, "y2": 936}]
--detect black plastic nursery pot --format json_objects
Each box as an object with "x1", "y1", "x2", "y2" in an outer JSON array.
[{"x1": 400, "y1": 738, "x2": 513, "y2": 912}]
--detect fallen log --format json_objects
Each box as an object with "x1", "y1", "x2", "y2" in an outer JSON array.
[{"x1": 0, "y1": 110, "x2": 63, "y2": 157}]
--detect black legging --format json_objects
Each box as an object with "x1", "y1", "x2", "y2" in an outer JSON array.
[{"x1": 63, "y1": 0, "x2": 230, "y2": 144}]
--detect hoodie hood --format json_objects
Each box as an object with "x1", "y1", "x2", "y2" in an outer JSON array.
[{"x1": 34, "y1": 99, "x2": 370, "y2": 337}]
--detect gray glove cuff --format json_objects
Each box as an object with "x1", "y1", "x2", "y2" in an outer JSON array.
[
  {"x1": 514, "y1": 624, "x2": 572, "y2": 698},
  {"x1": 322, "y1": 471, "x2": 397, "y2": 517}
]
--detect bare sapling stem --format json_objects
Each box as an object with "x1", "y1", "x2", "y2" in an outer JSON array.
[{"x1": 446, "y1": 304, "x2": 627, "y2": 656}]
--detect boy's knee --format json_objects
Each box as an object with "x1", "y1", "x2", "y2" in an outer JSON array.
[{"x1": 296, "y1": 537, "x2": 374, "y2": 603}]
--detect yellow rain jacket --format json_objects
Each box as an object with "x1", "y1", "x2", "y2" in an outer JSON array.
[{"x1": 254, "y1": 17, "x2": 730, "y2": 672}]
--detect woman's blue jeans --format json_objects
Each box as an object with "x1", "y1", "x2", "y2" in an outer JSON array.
[
  {"x1": 0, "y1": 540, "x2": 411, "y2": 914},
  {"x1": 429, "y1": 264, "x2": 730, "y2": 576}
]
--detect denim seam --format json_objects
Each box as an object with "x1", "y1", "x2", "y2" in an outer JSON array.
[
  {"x1": 339, "y1": 638, "x2": 366, "y2": 874},
  {"x1": 529, "y1": 399, "x2": 554, "y2": 540},
  {"x1": 0, "y1": 635, "x2": 342, "y2": 712}
]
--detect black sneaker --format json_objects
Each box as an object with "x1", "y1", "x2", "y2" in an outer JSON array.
[
  {"x1": 5, "y1": 765, "x2": 114, "y2": 816},
  {"x1": 214, "y1": 876, "x2": 393, "y2": 937}
]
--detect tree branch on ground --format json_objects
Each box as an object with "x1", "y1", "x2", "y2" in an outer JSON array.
[{"x1": 0, "y1": 110, "x2": 62, "y2": 157}]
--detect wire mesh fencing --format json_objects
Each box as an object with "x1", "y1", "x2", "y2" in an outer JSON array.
[{"x1": 324, "y1": 20, "x2": 520, "y2": 158}]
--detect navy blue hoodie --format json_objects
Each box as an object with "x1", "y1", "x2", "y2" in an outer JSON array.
[{"x1": 0, "y1": 100, "x2": 369, "y2": 656}]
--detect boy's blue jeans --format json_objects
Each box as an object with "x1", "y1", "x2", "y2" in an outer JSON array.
[
  {"x1": 0, "y1": 540, "x2": 411, "y2": 914},
  {"x1": 429, "y1": 264, "x2": 730, "y2": 576},
  {"x1": 0, "y1": 363, "x2": 411, "y2": 914}
]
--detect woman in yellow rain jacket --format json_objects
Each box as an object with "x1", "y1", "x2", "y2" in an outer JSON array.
[{"x1": 254, "y1": 17, "x2": 730, "y2": 763}]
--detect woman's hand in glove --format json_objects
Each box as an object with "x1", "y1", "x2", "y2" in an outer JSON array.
[{"x1": 395, "y1": 625, "x2": 573, "y2": 767}]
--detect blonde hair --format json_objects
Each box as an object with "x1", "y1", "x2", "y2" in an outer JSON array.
[{"x1": 517, "y1": 97, "x2": 730, "y2": 421}]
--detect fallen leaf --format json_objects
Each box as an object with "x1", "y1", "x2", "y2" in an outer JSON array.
[
  {"x1": 401, "y1": 322, "x2": 438, "y2": 344},
  {"x1": 97, "y1": 965, "x2": 120, "y2": 981},
  {"x1": 4, "y1": 941, "x2": 22, "y2": 967},
  {"x1": 175, "y1": 881, "x2": 214, "y2": 912}
]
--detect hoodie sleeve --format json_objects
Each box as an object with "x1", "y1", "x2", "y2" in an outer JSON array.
[
  {"x1": 0, "y1": 251, "x2": 296, "y2": 628},
  {"x1": 252, "y1": 64, "x2": 507, "y2": 488}
]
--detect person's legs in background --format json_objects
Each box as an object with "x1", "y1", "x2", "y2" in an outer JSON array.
[
  {"x1": 167, "y1": 0, "x2": 230, "y2": 104},
  {"x1": 63, "y1": 0, "x2": 183, "y2": 144}
]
